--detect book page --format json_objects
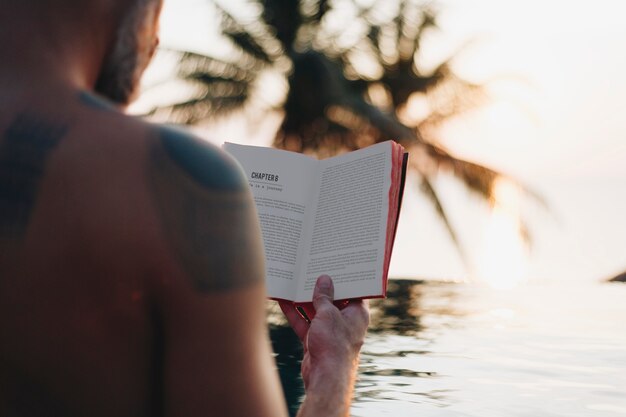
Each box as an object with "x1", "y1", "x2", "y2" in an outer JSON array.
[
  {"x1": 295, "y1": 142, "x2": 393, "y2": 302},
  {"x1": 223, "y1": 143, "x2": 317, "y2": 300}
]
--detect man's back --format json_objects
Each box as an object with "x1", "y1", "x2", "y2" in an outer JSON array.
[
  {"x1": 0, "y1": 89, "x2": 270, "y2": 416},
  {"x1": 0, "y1": 2, "x2": 369, "y2": 415}
]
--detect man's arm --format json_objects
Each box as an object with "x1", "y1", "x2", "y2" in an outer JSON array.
[
  {"x1": 280, "y1": 276, "x2": 370, "y2": 417},
  {"x1": 147, "y1": 126, "x2": 288, "y2": 417}
]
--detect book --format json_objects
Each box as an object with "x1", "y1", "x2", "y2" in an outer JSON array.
[{"x1": 224, "y1": 140, "x2": 408, "y2": 302}]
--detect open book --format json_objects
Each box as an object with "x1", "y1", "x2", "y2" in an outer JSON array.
[{"x1": 224, "y1": 141, "x2": 408, "y2": 302}]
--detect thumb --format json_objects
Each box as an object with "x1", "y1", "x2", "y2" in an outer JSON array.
[{"x1": 312, "y1": 275, "x2": 334, "y2": 312}]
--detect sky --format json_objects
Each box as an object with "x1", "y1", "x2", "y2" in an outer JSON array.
[
  {"x1": 140, "y1": 0, "x2": 626, "y2": 286},
  {"x1": 433, "y1": 0, "x2": 626, "y2": 182},
  {"x1": 377, "y1": 0, "x2": 626, "y2": 285}
]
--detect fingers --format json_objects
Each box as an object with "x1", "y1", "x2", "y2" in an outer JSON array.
[
  {"x1": 342, "y1": 298, "x2": 369, "y2": 313},
  {"x1": 312, "y1": 275, "x2": 335, "y2": 314},
  {"x1": 279, "y1": 300, "x2": 309, "y2": 341},
  {"x1": 283, "y1": 276, "x2": 369, "y2": 340},
  {"x1": 341, "y1": 299, "x2": 370, "y2": 330}
]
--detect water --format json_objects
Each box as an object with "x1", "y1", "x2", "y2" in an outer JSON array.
[{"x1": 269, "y1": 280, "x2": 626, "y2": 417}]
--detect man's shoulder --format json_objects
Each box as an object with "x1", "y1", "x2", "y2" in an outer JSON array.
[
  {"x1": 77, "y1": 91, "x2": 247, "y2": 192},
  {"x1": 145, "y1": 127, "x2": 263, "y2": 293},
  {"x1": 74, "y1": 96, "x2": 263, "y2": 291},
  {"x1": 151, "y1": 124, "x2": 248, "y2": 192}
]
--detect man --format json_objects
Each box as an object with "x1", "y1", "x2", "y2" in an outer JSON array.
[{"x1": 0, "y1": 1, "x2": 369, "y2": 416}]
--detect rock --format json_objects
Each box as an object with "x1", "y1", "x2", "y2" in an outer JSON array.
[{"x1": 608, "y1": 271, "x2": 626, "y2": 283}]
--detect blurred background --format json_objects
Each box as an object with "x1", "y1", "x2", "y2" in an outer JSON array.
[
  {"x1": 134, "y1": 0, "x2": 626, "y2": 415},
  {"x1": 134, "y1": 0, "x2": 626, "y2": 287}
]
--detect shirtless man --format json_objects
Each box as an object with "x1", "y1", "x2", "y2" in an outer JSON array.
[{"x1": 0, "y1": 1, "x2": 369, "y2": 416}]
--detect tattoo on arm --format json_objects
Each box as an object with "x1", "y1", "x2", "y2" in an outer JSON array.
[
  {"x1": 148, "y1": 128, "x2": 264, "y2": 292},
  {"x1": 0, "y1": 112, "x2": 67, "y2": 239}
]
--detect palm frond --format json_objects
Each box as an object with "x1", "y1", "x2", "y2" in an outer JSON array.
[
  {"x1": 419, "y1": 177, "x2": 471, "y2": 268},
  {"x1": 418, "y1": 141, "x2": 547, "y2": 210},
  {"x1": 257, "y1": 0, "x2": 303, "y2": 50},
  {"x1": 150, "y1": 89, "x2": 249, "y2": 124},
  {"x1": 415, "y1": 69, "x2": 486, "y2": 129},
  {"x1": 214, "y1": 1, "x2": 282, "y2": 64},
  {"x1": 177, "y1": 51, "x2": 257, "y2": 82},
  {"x1": 225, "y1": 30, "x2": 272, "y2": 63},
  {"x1": 519, "y1": 219, "x2": 532, "y2": 247},
  {"x1": 311, "y1": 0, "x2": 331, "y2": 22},
  {"x1": 417, "y1": 142, "x2": 498, "y2": 200}
]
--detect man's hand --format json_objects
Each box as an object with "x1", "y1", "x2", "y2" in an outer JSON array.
[{"x1": 279, "y1": 275, "x2": 369, "y2": 417}]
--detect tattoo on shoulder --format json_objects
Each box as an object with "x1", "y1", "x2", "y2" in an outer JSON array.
[
  {"x1": 0, "y1": 112, "x2": 68, "y2": 239},
  {"x1": 78, "y1": 91, "x2": 118, "y2": 112},
  {"x1": 148, "y1": 129, "x2": 264, "y2": 293},
  {"x1": 157, "y1": 126, "x2": 246, "y2": 190}
]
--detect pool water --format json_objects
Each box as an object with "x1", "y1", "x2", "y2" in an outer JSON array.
[{"x1": 269, "y1": 280, "x2": 626, "y2": 417}]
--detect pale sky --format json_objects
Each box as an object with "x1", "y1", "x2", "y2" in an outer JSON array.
[
  {"x1": 393, "y1": 0, "x2": 626, "y2": 284},
  {"x1": 435, "y1": 0, "x2": 626, "y2": 182},
  {"x1": 142, "y1": 0, "x2": 626, "y2": 285}
]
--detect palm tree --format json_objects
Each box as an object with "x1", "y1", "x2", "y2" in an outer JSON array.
[{"x1": 151, "y1": 0, "x2": 537, "y2": 259}]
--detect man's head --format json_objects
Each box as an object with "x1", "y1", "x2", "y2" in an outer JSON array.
[{"x1": 94, "y1": 0, "x2": 163, "y2": 106}]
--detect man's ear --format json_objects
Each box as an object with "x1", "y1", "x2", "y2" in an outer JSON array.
[
  {"x1": 145, "y1": 0, "x2": 162, "y2": 59},
  {"x1": 149, "y1": 36, "x2": 159, "y2": 61}
]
